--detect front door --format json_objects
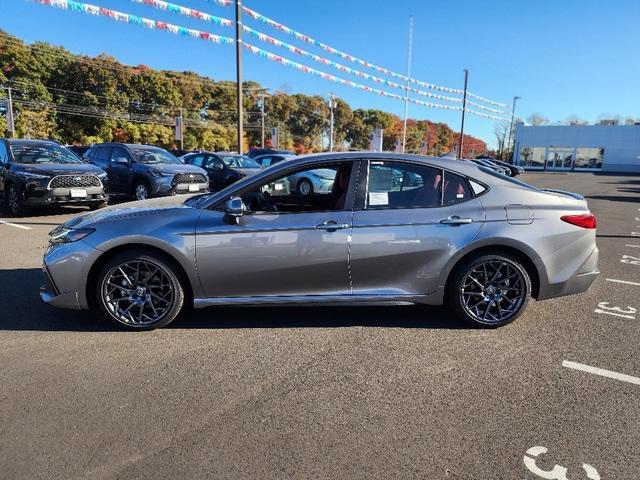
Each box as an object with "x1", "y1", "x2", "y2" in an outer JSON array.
[
  {"x1": 349, "y1": 160, "x2": 484, "y2": 297},
  {"x1": 546, "y1": 148, "x2": 574, "y2": 171},
  {"x1": 109, "y1": 146, "x2": 133, "y2": 193},
  {"x1": 195, "y1": 160, "x2": 360, "y2": 299}
]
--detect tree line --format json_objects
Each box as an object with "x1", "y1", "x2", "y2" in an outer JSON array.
[{"x1": 0, "y1": 30, "x2": 487, "y2": 155}]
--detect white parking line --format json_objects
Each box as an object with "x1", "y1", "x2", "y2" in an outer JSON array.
[
  {"x1": 606, "y1": 278, "x2": 640, "y2": 287},
  {"x1": 562, "y1": 360, "x2": 640, "y2": 386},
  {"x1": 625, "y1": 244, "x2": 640, "y2": 248},
  {"x1": 0, "y1": 220, "x2": 31, "y2": 230}
]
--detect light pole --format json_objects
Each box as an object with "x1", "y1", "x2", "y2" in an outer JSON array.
[
  {"x1": 328, "y1": 94, "x2": 336, "y2": 152},
  {"x1": 505, "y1": 96, "x2": 521, "y2": 163},
  {"x1": 457, "y1": 69, "x2": 469, "y2": 159},
  {"x1": 401, "y1": 16, "x2": 414, "y2": 154},
  {"x1": 257, "y1": 93, "x2": 267, "y2": 149},
  {"x1": 235, "y1": 0, "x2": 243, "y2": 154}
]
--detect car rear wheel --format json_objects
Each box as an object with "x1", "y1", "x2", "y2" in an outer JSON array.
[
  {"x1": 134, "y1": 182, "x2": 150, "y2": 201},
  {"x1": 297, "y1": 178, "x2": 313, "y2": 195},
  {"x1": 5, "y1": 184, "x2": 24, "y2": 217},
  {"x1": 95, "y1": 250, "x2": 185, "y2": 330},
  {"x1": 446, "y1": 253, "x2": 531, "y2": 327}
]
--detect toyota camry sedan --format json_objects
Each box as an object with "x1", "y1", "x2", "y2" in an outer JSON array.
[{"x1": 40, "y1": 152, "x2": 599, "y2": 330}]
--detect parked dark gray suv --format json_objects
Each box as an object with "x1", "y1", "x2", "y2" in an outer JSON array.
[
  {"x1": 84, "y1": 143, "x2": 208, "y2": 200},
  {"x1": 0, "y1": 139, "x2": 109, "y2": 216}
]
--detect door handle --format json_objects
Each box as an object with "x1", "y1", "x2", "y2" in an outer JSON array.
[
  {"x1": 439, "y1": 216, "x2": 473, "y2": 225},
  {"x1": 315, "y1": 220, "x2": 350, "y2": 231}
]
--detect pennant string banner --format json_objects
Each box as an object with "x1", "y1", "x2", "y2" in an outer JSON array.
[
  {"x1": 131, "y1": 0, "x2": 232, "y2": 27},
  {"x1": 33, "y1": 0, "x2": 234, "y2": 43},
  {"x1": 31, "y1": 0, "x2": 508, "y2": 121},
  {"x1": 243, "y1": 42, "x2": 507, "y2": 121},
  {"x1": 241, "y1": 5, "x2": 510, "y2": 109},
  {"x1": 131, "y1": 0, "x2": 508, "y2": 115}
]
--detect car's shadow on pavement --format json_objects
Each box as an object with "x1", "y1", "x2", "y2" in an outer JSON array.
[{"x1": 0, "y1": 268, "x2": 470, "y2": 332}]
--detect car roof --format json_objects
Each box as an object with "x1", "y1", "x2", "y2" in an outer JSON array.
[{"x1": 5, "y1": 139, "x2": 60, "y2": 146}]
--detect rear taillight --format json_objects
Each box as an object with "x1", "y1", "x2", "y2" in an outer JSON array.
[{"x1": 561, "y1": 213, "x2": 597, "y2": 229}]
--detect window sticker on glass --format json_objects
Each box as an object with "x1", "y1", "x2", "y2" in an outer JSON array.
[
  {"x1": 369, "y1": 192, "x2": 389, "y2": 206},
  {"x1": 457, "y1": 193, "x2": 464, "y2": 198}
]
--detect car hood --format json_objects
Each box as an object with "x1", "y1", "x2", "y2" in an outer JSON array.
[
  {"x1": 234, "y1": 168, "x2": 262, "y2": 177},
  {"x1": 16, "y1": 163, "x2": 104, "y2": 176},
  {"x1": 141, "y1": 163, "x2": 206, "y2": 175},
  {"x1": 63, "y1": 194, "x2": 201, "y2": 229}
]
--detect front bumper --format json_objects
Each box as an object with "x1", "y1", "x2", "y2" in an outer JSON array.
[
  {"x1": 40, "y1": 240, "x2": 101, "y2": 310},
  {"x1": 149, "y1": 176, "x2": 209, "y2": 196},
  {"x1": 24, "y1": 185, "x2": 108, "y2": 207}
]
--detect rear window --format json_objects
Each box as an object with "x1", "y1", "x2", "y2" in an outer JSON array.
[{"x1": 478, "y1": 166, "x2": 540, "y2": 191}]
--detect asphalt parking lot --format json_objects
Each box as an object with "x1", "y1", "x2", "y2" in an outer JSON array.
[{"x1": 0, "y1": 172, "x2": 638, "y2": 479}]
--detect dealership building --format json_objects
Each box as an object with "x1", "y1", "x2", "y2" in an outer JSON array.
[{"x1": 513, "y1": 123, "x2": 640, "y2": 173}]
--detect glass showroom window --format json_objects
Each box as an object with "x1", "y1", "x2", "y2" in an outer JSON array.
[
  {"x1": 519, "y1": 146, "x2": 545, "y2": 168},
  {"x1": 574, "y1": 148, "x2": 604, "y2": 169}
]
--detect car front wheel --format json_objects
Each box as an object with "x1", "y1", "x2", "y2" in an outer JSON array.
[
  {"x1": 95, "y1": 250, "x2": 185, "y2": 330},
  {"x1": 5, "y1": 184, "x2": 24, "y2": 217},
  {"x1": 446, "y1": 253, "x2": 531, "y2": 327},
  {"x1": 134, "y1": 182, "x2": 150, "y2": 201}
]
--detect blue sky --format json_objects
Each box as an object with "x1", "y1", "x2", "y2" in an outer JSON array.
[{"x1": 2, "y1": 0, "x2": 639, "y2": 146}]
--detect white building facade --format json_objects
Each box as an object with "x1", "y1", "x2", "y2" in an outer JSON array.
[{"x1": 513, "y1": 123, "x2": 640, "y2": 173}]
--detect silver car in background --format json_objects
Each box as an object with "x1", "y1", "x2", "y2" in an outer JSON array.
[{"x1": 40, "y1": 152, "x2": 599, "y2": 330}]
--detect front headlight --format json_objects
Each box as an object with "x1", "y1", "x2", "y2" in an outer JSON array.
[
  {"x1": 96, "y1": 172, "x2": 108, "y2": 180},
  {"x1": 149, "y1": 170, "x2": 173, "y2": 178},
  {"x1": 49, "y1": 227, "x2": 95, "y2": 244}
]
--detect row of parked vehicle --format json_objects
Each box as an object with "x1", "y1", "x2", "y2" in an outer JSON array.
[
  {"x1": 0, "y1": 138, "x2": 295, "y2": 216},
  {"x1": 0, "y1": 137, "x2": 521, "y2": 217}
]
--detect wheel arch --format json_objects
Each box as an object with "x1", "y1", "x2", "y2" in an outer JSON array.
[
  {"x1": 86, "y1": 243, "x2": 194, "y2": 309},
  {"x1": 443, "y1": 241, "x2": 544, "y2": 300}
]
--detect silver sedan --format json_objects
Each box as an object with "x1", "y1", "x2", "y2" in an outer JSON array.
[{"x1": 41, "y1": 152, "x2": 599, "y2": 329}]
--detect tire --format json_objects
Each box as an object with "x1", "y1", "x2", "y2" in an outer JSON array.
[
  {"x1": 446, "y1": 253, "x2": 531, "y2": 327},
  {"x1": 134, "y1": 182, "x2": 150, "y2": 201},
  {"x1": 5, "y1": 183, "x2": 24, "y2": 217},
  {"x1": 297, "y1": 178, "x2": 313, "y2": 196},
  {"x1": 89, "y1": 201, "x2": 108, "y2": 211},
  {"x1": 95, "y1": 249, "x2": 185, "y2": 330}
]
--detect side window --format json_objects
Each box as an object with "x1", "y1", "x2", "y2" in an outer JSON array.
[
  {"x1": 110, "y1": 147, "x2": 129, "y2": 163},
  {"x1": 239, "y1": 161, "x2": 353, "y2": 213},
  {"x1": 0, "y1": 142, "x2": 8, "y2": 164},
  {"x1": 259, "y1": 156, "x2": 273, "y2": 167},
  {"x1": 96, "y1": 146, "x2": 112, "y2": 161},
  {"x1": 366, "y1": 161, "x2": 442, "y2": 209},
  {"x1": 442, "y1": 171, "x2": 473, "y2": 205},
  {"x1": 205, "y1": 156, "x2": 224, "y2": 170},
  {"x1": 189, "y1": 154, "x2": 205, "y2": 168}
]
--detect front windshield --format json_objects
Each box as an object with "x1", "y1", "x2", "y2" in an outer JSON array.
[
  {"x1": 132, "y1": 147, "x2": 181, "y2": 165},
  {"x1": 10, "y1": 143, "x2": 82, "y2": 164},
  {"x1": 221, "y1": 155, "x2": 261, "y2": 169}
]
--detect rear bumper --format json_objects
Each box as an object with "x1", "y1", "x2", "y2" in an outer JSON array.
[{"x1": 538, "y1": 246, "x2": 599, "y2": 300}]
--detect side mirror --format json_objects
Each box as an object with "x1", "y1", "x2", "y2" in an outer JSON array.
[
  {"x1": 225, "y1": 196, "x2": 246, "y2": 224},
  {"x1": 115, "y1": 157, "x2": 129, "y2": 164}
]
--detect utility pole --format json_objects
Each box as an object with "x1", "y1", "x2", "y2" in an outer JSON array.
[
  {"x1": 6, "y1": 87, "x2": 15, "y2": 138},
  {"x1": 235, "y1": 0, "x2": 243, "y2": 154},
  {"x1": 257, "y1": 94, "x2": 266, "y2": 148},
  {"x1": 457, "y1": 69, "x2": 469, "y2": 159},
  {"x1": 506, "y1": 96, "x2": 521, "y2": 163},
  {"x1": 328, "y1": 94, "x2": 336, "y2": 152},
  {"x1": 401, "y1": 16, "x2": 414, "y2": 154},
  {"x1": 179, "y1": 107, "x2": 184, "y2": 150}
]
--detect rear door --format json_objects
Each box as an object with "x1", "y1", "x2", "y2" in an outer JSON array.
[{"x1": 349, "y1": 160, "x2": 484, "y2": 297}]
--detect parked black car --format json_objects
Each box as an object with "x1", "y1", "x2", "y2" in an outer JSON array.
[
  {"x1": 477, "y1": 155, "x2": 524, "y2": 176},
  {"x1": 66, "y1": 145, "x2": 90, "y2": 158},
  {"x1": 246, "y1": 147, "x2": 293, "y2": 159},
  {"x1": 0, "y1": 139, "x2": 109, "y2": 216},
  {"x1": 181, "y1": 151, "x2": 262, "y2": 191},
  {"x1": 84, "y1": 143, "x2": 209, "y2": 200}
]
